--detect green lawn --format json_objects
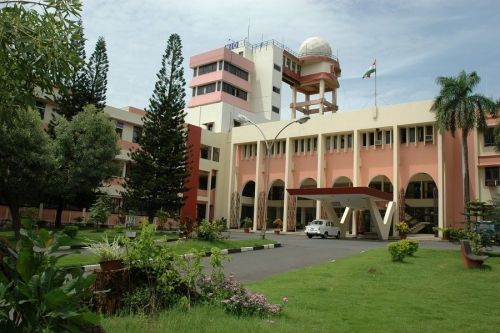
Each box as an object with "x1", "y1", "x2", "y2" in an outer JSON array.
[
  {"x1": 102, "y1": 248, "x2": 500, "y2": 333},
  {"x1": 56, "y1": 239, "x2": 277, "y2": 267},
  {"x1": 0, "y1": 228, "x2": 178, "y2": 246}
]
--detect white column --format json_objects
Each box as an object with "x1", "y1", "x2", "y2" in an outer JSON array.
[
  {"x1": 253, "y1": 141, "x2": 263, "y2": 231},
  {"x1": 319, "y1": 80, "x2": 325, "y2": 114},
  {"x1": 283, "y1": 137, "x2": 292, "y2": 232},
  {"x1": 352, "y1": 130, "x2": 360, "y2": 235},
  {"x1": 393, "y1": 125, "x2": 400, "y2": 232},
  {"x1": 438, "y1": 131, "x2": 445, "y2": 235},
  {"x1": 316, "y1": 134, "x2": 324, "y2": 219},
  {"x1": 206, "y1": 169, "x2": 213, "y2": 220},
  {"x1": 291, "y1": 86, "x2": 297, "y2": 119},
  {"x1": 227, "y1": 144, "x2": 237, "y2": 229},
  {"x1": 121, "y1": 161, "x2": 127, "y2": 178}
]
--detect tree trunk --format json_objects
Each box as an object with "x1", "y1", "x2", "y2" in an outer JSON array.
[
  {"x1": 462, "y1": 130, "x2": 471, "y2": 229},
  {"x1": 55, "y1": 201, "x2": 64, "y2": 229}
]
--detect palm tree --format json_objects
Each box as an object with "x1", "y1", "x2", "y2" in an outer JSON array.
[{"x1": 431, "y1": 71, "x2": 496, "y2": 227}]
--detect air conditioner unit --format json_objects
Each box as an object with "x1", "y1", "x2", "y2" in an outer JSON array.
[
  {"x1": 375, "y1": 140, "x2": 383, "y2": 146},
  {"x1": 485, "y1": 179, "x2": 498, "y2": 187},
  {"x1": 425, "y1": 134, "x2": 433, "y2": 142}
]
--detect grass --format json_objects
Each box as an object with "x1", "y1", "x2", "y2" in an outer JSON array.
[
  {"x1": 56, "y1": 238, "x2": 277, "y2": 267},
  {"x1": 0, "y1": 228, "x2": 178, "y2": 246},
  {"x1": 102, "y1": 248, "x2": 500, "y2": 333}
]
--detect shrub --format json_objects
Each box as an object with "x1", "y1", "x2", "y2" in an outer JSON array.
[
  {"x1": 387, "y1": 239, "x2": 419, "y2": 261},
  {"x1": 273, "y1": 218, "x2": 283, "y2": 229},
  {"x1": 0, "y1": 220, "x2": 99, "y2": 331},
  {"x1": 63, "y1": 225, "x2": 79, "y2": 239},
  {"x1": 407, "y1": 240, "x2": 419, "y2": 256},
  {"x1": 395, "y1": 221, "x2": 410, "y2": 234},
  {"x1": 197, "y1": 219, "x2": 225, "y2": 241},
  {"x1": 179, "y1": 216, "x2": 195, "y2": 238},
  {"x1": 242, "y1": 217, "x2": 253, "y2": 228},
  {"x1": 87, "y1": 235, "x2": 123, "y2": 262}
]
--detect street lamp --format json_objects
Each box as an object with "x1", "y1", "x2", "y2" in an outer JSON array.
[{"x1": 238, "y1": 114, "x2": 310, "y2": 239}]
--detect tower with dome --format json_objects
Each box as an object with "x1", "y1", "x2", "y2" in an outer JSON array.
[{"x1": 185, "y1": 36, "x2": 342, "y2": 132}]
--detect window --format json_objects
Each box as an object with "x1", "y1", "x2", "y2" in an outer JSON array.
[
  {"x1": 325, "y1": 136, "x2": 331, "y2": 151},
  {"x1": 115, "y1": 121, "x2": 124, "y2": 139},
  {"x1": 211, "y1": 175, "x2": 217, "y2": 189},
  {"x1": 193, "y1": 68, "x2": 198, "y2": 77},
  {"x1": 385, "y1": 130, "x2": 392, "y2": 144},
  {"x1": 369, "y1": 132, "x2": 375, "y2": 146},
  {"x1": 286, "y1": 58, "x2": 291, "y2": 68},
  {"x1": 297, "y1": 65, "x2": 301, "y2": 75},
  {"x1": 425, "y1": 126, "x2": 434, "y2": 143},
  {"x1": 198, "y1": 62, "x2": 217, "y2": 75},
  {"x1": 417, "y1": 126, "x2": 424, "y2": 142},
  {"x1": 313, "y1": 138, "x2": 318, "y2": 151},
  {"x1": 274, "y1": 64, "x2": 281, "y2": 72},
  {"x1": 272, "y1": 86, "x2": 280, "y2": 94},
  {"x1": 35, "y1": 100, "x2": 46, "y2": 119},
  {"x1": 204, "y1": 122, "x2": 214, "y2": 131},
  {"x1": 375, "y1": 130, "x2": 382, "y2": 145},
  {"x1": 217, "y1": 81, "x2": 221, "y2": 91},
  {"x1": 199, "y1": 174, "x2": 208, "y2": 190},
  {"x1": 218, "y1": 61, "x2": 223, "y2": 70},
  {"x1": 223, "y1": 62, "x2": 249, "y2": 81},
  {"x1": 272, "y1": 106, "x2": 280, "y2": 114},
  {"x1": 132, "y1": 126, "x2": 142, "y2": 143},
  {"x1": 294, "y1": 140, "x2": 299, "y2": 153},
  {"x1": 400, "y1": 128, "x2": 407, "y2": 144},
  {"x1": 200, "y1": 145, "x2": 211, "y2": 160},
  {"x1": 333, "y1": 135, "x2": 338, "y2": 149},
  {"x1": 213, "y1": 147, "x2": 220, "y2": 162},
  {"x1": 347, "y1": 134, "x2": 353, "y2": 148},
  {"x1": 409, "y1": 128, "x2": 416, "y2": 143},
  {"x1": 484, "y1": 127, "x2": 495, "y2": 147},
  {"x1": 281, "y1": 141, "x2": 286, "y2": 154},
  {"x1": 222, "y1": 82, "x2": 247, "y2": 101},
  {"x1": 485, "y1": 167, "x2": 500, "y2": 186},
  {"x1": 192, "y1": 88, "x2": 196, "y2": 97},
  {"x1": 362, "y1": 133, "x2": 367, "y2": 147},
  {"x1": 196, "y1": 83, "x2": 216, "y2": 95},
  {"x1": 340, "y1": 135, "x2": 345, "y2": 149}
]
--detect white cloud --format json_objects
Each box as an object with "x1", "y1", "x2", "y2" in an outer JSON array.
[{"x1": 81, "y1": 0, "x2": 500, "y2": 115}]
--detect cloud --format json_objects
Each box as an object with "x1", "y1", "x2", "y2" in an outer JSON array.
[{"x1": 80, "y1": 0, "x2": 500, "y2": 115}]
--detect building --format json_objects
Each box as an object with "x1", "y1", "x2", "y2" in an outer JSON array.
[
  {"x1": 2, "y1": 36, "x2": 498, "y2": 238},
  {"x1": 184, "y1": 36, "x2": 500, "y2": 239}
]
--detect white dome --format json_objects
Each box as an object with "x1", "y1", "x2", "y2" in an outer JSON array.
[{"x1": 298, "y1": 37, "x2": 332, "y2": 57}]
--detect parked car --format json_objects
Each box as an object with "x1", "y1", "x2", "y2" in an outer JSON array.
[{"x1": 305, "y1": 219, "x2": 340, "y2": 239}]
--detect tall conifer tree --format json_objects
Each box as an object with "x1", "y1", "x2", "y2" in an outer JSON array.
[
  {"x1": 85, "y1": 36, "x2": 109, "y2": 111},
  {"x1": 124, "y1": 33, "x2": 188, "y2": 222}
]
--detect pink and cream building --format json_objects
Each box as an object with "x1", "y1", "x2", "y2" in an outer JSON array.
[
  {"x1": 185, "y1": 37, "x2": 500, "y2": 239},
  {"x1": 2, "y1": 36, "x2": 498, "y2": 238}
]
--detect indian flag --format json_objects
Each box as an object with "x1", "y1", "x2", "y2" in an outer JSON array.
[{"x1": 362, "y1": 60, "x2": 376, "y2": 79}]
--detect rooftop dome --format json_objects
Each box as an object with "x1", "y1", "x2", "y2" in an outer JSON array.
[{"x1": 298, "y1": 37, "x2": 332, "y2": 57}]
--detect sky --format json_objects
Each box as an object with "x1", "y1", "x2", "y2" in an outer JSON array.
[{"x1": 82, "y1": 0, "x2": 500, "y2": 120}]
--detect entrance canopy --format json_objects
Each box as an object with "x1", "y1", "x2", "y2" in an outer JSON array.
[
  {"x1": 287, "y1": 187, "x2": 392, "y2": 209},
  {"x1": 287, "y1": 187, "x2": 395, "y2": 240}
]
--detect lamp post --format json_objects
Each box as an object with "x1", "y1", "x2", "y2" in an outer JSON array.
[{"x1": 238, "y1": 115, "x2": 310, "y2": 239}]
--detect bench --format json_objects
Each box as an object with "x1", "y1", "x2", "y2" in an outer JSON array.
[{"x1": 460, "y1": 240, "x2": 488, "y2": 268}]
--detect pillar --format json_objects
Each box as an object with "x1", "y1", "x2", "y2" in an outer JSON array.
[
  {"x1": 291, "y1": 86, "x2": 297, "y2": 119},
  {"x1": 319, "y1": 79, "x2": 325, "y2": 114}
]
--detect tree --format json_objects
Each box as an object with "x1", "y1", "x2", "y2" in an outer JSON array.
[
  {"x1": 124, "y1": 33, "x2": 188, "y2": 222},
  {"x1": 431, "y1": 71, "x2": 497, "y2": 226},
  {"x1": 50, "y1": 105, "x2": 119, "y2": 228},
  {"x1": 0, "y1": 0, "x2": 82, "y2": 124},
  {"x1": 0, "y1": 108, "x2": 54, "y2": 239},
  {"x1": 84, "y1": 36, "x2": 109, "y2": 111},
  {"x1": 55, "y1": 20, "x2": 89, "y2": 120}
]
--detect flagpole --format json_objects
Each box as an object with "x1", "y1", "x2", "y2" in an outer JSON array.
[
  {"x1": 374, "y1": 59, "x2": 377, "y2": 107},
  {"x1": 373, "y1": 59, "x2": 378, "y2": 119}
]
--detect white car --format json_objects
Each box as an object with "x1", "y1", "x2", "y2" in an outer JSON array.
[{"x1": 305, "y1": 219, "x2": 340, "y2": 239}]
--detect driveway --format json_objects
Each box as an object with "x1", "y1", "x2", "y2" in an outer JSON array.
[{"x1": 209, "y1": 232, "x2": 461, "y2": 283}]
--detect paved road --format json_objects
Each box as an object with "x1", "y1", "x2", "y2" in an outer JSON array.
[{"x1": 208, "y1": 232, "x2": 462, "y2": 283}]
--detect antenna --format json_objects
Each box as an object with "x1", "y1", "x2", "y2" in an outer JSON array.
[{"x1": 247, "y1": 18, "x2": 250, "y2": 42}]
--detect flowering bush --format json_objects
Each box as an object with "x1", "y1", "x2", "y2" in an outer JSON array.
[{"x1": 199, "y1": 274, "x2": 287, "y2": 317}]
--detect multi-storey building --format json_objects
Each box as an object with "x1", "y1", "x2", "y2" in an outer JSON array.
[{"x1": 2, "y1": 36, "x2": 498, "y2": 239}]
